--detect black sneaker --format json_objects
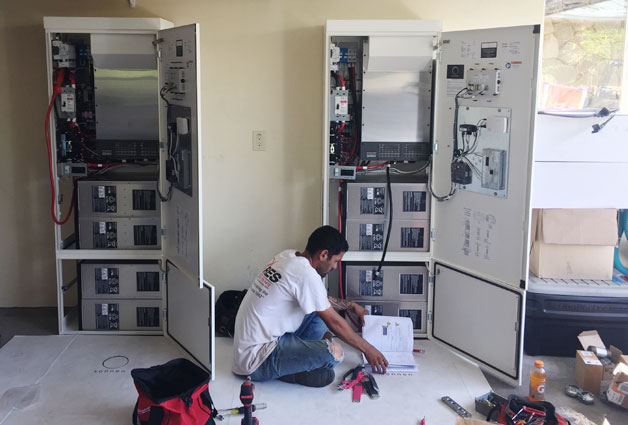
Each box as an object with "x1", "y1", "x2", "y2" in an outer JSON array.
[{"x1": 278, "y1": 368, "x2": 335, "y2": 387}]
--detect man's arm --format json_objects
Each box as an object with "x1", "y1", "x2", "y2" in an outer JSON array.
[
  {"x1": 328, "y1": 295, "x2": 369, "y2": 326},
  {"x1": 317, "y1": 307, "x2": 388, "y2": 374}
]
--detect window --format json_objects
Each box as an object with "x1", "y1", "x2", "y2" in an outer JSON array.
[{"x1": 541, "y1": 0, "x2": 627, "y2": 111}]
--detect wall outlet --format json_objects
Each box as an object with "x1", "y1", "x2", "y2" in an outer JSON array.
[{"x1": 252, "y1": 130, "x2": 265, "y2": 151}]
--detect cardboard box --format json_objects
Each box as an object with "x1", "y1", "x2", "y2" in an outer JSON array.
[
  {"x1": 575, "y1": 350, "x2": 603, "y2": 393},
  {"x1": 610, "y1": 345, "x2": 628, "y2": 366},
  {"x1": 530, "y1": 209, "x2": 617, "y2": 280},
  {"x1": 576, "y1": 331, "x2": 625, "y2": 393},
  {"x1": 606, "y1": 362, "x2": 628, "y2": 409},
  {"x1": 530, "y1": 243, "x2": 615, "y2": 280}
]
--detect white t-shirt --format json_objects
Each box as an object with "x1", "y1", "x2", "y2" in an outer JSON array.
[{"x1": 232, "y1": 250, "x2": 331, "y2": 375}]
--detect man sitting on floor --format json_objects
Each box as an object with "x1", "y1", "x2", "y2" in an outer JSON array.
[{"x1": 232, "y1": 225, "x2": 388, "y2": 387}]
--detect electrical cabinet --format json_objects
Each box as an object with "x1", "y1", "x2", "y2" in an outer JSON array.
[
  {"x1": 44, "y1": 17, "x2": 214, "y2": 374},
  {"x1": 323, "y1": 20, "x2": 540, "y2": 385}
]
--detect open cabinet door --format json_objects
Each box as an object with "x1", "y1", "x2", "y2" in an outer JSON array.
[
  {"x1": 157, "y1": 24, "x2": 214, "y2": 375},
  {"x1": 430, "y1": 25, "x2": 540, "y2": 385}
]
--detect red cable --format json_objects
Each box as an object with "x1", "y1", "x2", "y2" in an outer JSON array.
[
  {"x1": 336, "y1": 121, "x2": 345, "y2": 133},
  {"x1": 45, "y1": 69, "x2": 75, "y2": 225},
  {"x1": 337, "y1": 73, "x2": 345, "y2": 89},
  {"x1": 360, "y1": 162, "x2": 388, "y2": 170}
]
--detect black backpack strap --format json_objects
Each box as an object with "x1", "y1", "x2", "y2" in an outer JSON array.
[
  {"x1": 132, "y1": 401, "x2": 139, "y2": 425},
  {"x1": 200, "y1": 389, "x2": 218, "y2": 418},
  {"x1": 147, "y1": 406, "x2": 165, "y2": 425}
]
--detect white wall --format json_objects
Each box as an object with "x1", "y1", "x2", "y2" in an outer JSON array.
[{"x1": 0, "y1": 0, "x2": 544, "y2": 306}]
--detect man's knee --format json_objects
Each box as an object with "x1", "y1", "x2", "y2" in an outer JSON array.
[{"x1": 328, "y1": 341, "x2": 343, "y2": 360}]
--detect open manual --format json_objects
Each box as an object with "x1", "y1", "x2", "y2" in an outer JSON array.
[{"x1": 361, "y1": 315, "x2": 418, "y2": 374}]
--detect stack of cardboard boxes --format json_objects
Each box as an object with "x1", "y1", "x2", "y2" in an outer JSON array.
[
  {"x1": 575, "y1": 330, "x2": 628, "y2": 410},
  {"x1": 530, "y1": 209, "x2": 618, "y2": 280}
]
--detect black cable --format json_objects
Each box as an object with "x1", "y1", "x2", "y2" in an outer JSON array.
[
  {"x1": 157, "y1": 122, "x2": 173, "y2": 202},
  {"x1": 538, "y1": 107, "x2": 616, "y2": 118},
  {"x1": 428, "y1": 162, "x2": 455, "y2": 202},
  {"x1": 376, "y1": 165, "x2": 392, "y2": 275},
  {"x1": 157, "y1": 180, "x2": 172, "y2": 202},
  {"x1": 453, "y1": 88, "x2": 468, "y2": 157},
  {"x1": 430, "y1": 88, "x2": 468, "y2": 202},
  {"x1": 592, "y1": 114, "x2": 616, "y2": 133},
  {"x1": 160, "y1": 86, "x2": 171, "y2": 108}
]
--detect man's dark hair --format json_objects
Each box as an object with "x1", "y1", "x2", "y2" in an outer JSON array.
[{"x1": 305, "y1": 226, "x2": 349, "y2": 257}]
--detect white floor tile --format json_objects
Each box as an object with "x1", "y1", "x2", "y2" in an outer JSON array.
[{"x1": 0, "y1": 335, "x2": 491, "y2": 425}]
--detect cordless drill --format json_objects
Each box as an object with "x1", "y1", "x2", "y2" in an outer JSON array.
[{"x1": 239, "y1": 379, "x2": 258, "y2": 425}]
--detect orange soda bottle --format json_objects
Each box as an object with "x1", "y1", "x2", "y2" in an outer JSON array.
[{"x1": 529, "y1": 360, "x2": 546, "y2": 401}]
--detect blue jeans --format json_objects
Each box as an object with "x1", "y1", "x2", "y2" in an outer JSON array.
[{"x1": 250, "y1": 312, "x2": 341, "y2": 381}]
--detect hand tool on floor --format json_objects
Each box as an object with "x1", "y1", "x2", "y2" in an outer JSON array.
[
  {"x1": 338, "y1": 365, "x2": 365, "y2": 391},
  {"x1": 564, "y1": 384, "x2": 595, "y2": 405},
  {"x1": 352, "y1": 383, "x2": 364, "y2": 403},
  {"x1": 441, "y1": 396, "x2": 472, "y2": 418},
  {"x1": 338, "y1": 365, "x2": 380, "y2": 402},
  {"x1": 362, "y1": 371, "x2": 379, "y2": 399},
  {"x1": 239, "y1": 379, "x2": 259, "y2": 425},
  {"x1": 217, "y1": 403, "x2": 267, "y2": 416}
]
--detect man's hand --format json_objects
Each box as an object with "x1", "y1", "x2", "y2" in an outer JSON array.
[
  {"x1": 363, "y1": 344, "x2": 388, "y2": 374},
  {"x1": 351, "y1": 302, "x2": 369, "y2": 326},
  {"x1": 317, "y1": 307, "x2": 388, "y2": 374},
  {"x1": 328, "y1": 296, "x2": 369, "y2": 326}
]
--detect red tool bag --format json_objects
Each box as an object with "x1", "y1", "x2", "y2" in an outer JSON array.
[
  {"x1": 487, "y1": 395, "x2": 570, "y2": 425},
  {"x1": 131, "y1": 358, "x2": 218, "y2": 425}
]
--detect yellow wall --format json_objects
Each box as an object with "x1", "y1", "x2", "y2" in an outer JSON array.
[{"x1": 0, "y1": 0, "x2": 543, "y2": 307}]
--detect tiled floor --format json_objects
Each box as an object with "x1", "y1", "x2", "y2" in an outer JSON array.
[
  {"x1": 1, "y1": 308, "x2": 626, "y2": 424},
  {"x1": 0, "y1": 334, "x2": 490, "y2": 425}
]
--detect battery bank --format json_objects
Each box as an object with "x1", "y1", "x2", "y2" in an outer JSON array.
[
  {"x1": 350, "y1": 300, "x2": 427, "y2": 334},
  {"x1": 344, "y1": 264, "x2": 428, "y2": 301},
  {"x1": 81, "y1": 298, "x2": 162, "y2": 331},
  {"x1": 345, "y1": 219, "x2": 387, "y2": 251},
  {"x1": 345, "y1": 182, "x2": 430, "y2": 220},
  {"x1": 77, "y1": 180, "x2": 159, "y2": 218},
  {"x1": 80, "y1": 261, "x2": 161, "y2": 299},
  {"x1": 389, "y1": 219, "x2": 430, "y2": 252},
  {"x1": 345, "y1": 219, "x2": 430, "y2": 252},
  {"x1": 78, "y1": 217, "x2": 161, "y2": 249}
]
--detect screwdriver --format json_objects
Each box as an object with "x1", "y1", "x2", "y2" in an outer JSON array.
[{"x1": 217, "y1": 403, "x2": 267, "y2": 416}]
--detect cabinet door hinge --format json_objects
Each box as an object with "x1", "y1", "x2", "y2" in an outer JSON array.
[
  {"x1": 161, "y1": 227, "x2": 167, "y2": 236},
  {"x1": 427, "y1": 312, "x2": 433, "y2": 322},
  {"x1": 428, "y1": 275, "x2": 435, "y2": 285},
  {"x1": 162, "y1": 308, "x2": 168, "y2": 320}
]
